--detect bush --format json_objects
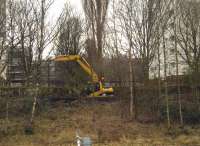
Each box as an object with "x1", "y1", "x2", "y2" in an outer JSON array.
[
  {"x1": 182, "y1": 104, "x2": 200, "y2": 124},
  {"x1": 19, "y1": 97, "x2": 34, "y2": 115},
  {"x1": 24, "y1": 123, "x2": 34, "y2": 135},
  {"x1": 159, "y1": 102, "x2": 200, "y2": 124}
]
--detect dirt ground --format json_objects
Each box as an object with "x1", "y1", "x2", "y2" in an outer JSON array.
[{"x1": 0, "y1": 100, "x2": 200, "y2": 146}]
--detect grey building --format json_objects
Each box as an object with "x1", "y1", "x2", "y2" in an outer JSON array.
[
  {"x1": 0, "y1": 0, "x2": 6, "y2": 45},
  {"x1": 7, "y1": 48, "x2": 61, "y2": 87},
  {"x1": 0, "y1": 0, "x2": 6, "y2": 79},
  {"x1": 0, "y1": 0, "x2": 6, "y2": 32},
  {"x1": 7, "y1": 47, "x2": 26, "y2": 86}
]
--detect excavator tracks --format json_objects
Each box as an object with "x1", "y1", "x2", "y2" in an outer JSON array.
[
  {"x1": 47, "y1": 94, "x2": 118, "y2": 105},
  {"x1": 82, "y1": 95, "x2": 118, "y2": 102}
]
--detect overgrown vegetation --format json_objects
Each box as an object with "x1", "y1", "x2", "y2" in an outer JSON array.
[
  {"x1": 0, "y1": 0, "x2": 200, "y2": 145},
  {"x1": 0, "y1": 101, "x2": 200, "y2": 146}
]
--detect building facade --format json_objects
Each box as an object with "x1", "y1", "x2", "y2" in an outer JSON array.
[
  {"x1": 6, "y1": 47, "x2": 60, "y2": 87},
  {"x1": 0, "y1": 0, "x2": 6, "y2": 80}
]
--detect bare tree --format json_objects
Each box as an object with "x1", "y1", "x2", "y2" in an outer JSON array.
[
  {"x1": 116, "y1": 0, "x2": 176, "y2": 122},
  {"x1": 30, "y1": 0, "x2": 57, "y2": 130},
  {"x1": 177, "y1": 0, "x2": 200, "y2": 105},
  {"x1": 15, "y1": 0, "x2": 38, "y2": 84},
  {"x1": 105, "y1": 0, "x2": 125, "y2": 83},
  {"x1": 7, "y1": 0, "x2": 57, "y2": 131},
  {"x1": 157, "y1": 0, "x2": 174, "y2": 128},
  {"x1": 117, "y1": 0, "x2": 172, "y2": 85},
  {"x1": 162, "y1": 27, "x2": 171, "y2": 128},
  {"x1": 114, "y1": 0, "x2": 138, "y2": 119},
  {"x1": 6, "y1": 0, "x2": 20, "y2": 83},
  {"x1": 82, "y1": 0, "x2": 110, "y2": 74},
  {"x1": 172, "y1": 0, "x2": 183, "y2": 126},
  {"x1": 6, "y1": 0, "x2": 56, "y2": 84},
  {"x1": 55, "y1": 3, "x2": 83, "y2": 55}
]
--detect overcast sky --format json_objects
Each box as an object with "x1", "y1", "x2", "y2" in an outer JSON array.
[
  {"x1": 48, "y1": 0, "x2": 83, "y2": 23},
  {"x1": 44, "y1": 0, "x2": 83, "y2": 57}
]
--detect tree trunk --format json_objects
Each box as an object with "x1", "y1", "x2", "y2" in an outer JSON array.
[
  {"x1": 30, "y1": 84, "x2": 39, "y2": 125},
  {"x1": 6, "y1": 101, "x2": 9, "y2": 134},
  {"x1": 97, "y1": 23, "x2": 103, "y2": 76},
  {"x1": 37, "y1": 0, "x2": 45, "y2": 83},
  {"x1": 143, "y1": 61, "x2": 150, "y2": 83},
  {"x1": 129, "y1": 48, "x2": 134, "y2": 119},
  {"x1": 163, "y1": 29, "x2": 170, "y2": 128},
  {"x1": 157, "y1": 37, "x2": 161, "y2": 122},
  {"x1": 174, "y1": 4, "x2": 183, "y2": 126}
]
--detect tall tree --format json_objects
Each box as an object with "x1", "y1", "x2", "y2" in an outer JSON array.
[
  {"x1": 117, "y1": 0, "x2": 168, "y2": 82},
  {"x1": 172, "y1": 0, "x2": 183, "y2": 126},
  {"x1": 55, "y1": 3, "x2": 82, "y2": 55},
  {"x1": 159, "y1": 0, "x2": 174, "y2": 128},
  {"x1": 6, "y1": 0, "x2": 57, "y2": 84},
  {"x1": 116, "y1": 0, "x2": 138, "y2": 119},
  {"x1": 163, "y1": 27, "x2": 171, "y2": 128},
  {"x1": 82, "y1": 0, "x2": 110, "y2": 74},
  {"x1": 177, "y1": 0, "x2": 200, "y2": 103}
]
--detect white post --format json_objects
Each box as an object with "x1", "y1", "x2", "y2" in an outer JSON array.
[{"x1": 76, "y1": 130, "x2": 82, "y2": 146}]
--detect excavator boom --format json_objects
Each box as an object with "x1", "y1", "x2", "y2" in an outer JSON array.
[
  {"x1": 53, "y1": 55, "x2": 114, "y2": 97},
  {"x1": 54, "y1": 55, "x2": 99, "y2": 82}
]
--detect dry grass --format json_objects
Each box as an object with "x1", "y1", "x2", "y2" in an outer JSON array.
[{"x1": 0, "y1": 100, "x2": 200, "y2": 146}]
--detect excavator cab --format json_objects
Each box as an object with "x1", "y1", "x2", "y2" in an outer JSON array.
[
  {"x1": 85, "y1": 82, "x2": 100, "y2": 95},
  {"x1": 85, "y1": 82, "x2": 114, "y2": 97}
]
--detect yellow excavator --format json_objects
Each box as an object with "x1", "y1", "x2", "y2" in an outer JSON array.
[{"x1": 54, "y1": 55, "x2": 114, "y2": 98}]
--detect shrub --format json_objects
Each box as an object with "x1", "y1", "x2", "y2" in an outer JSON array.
[{"x1": 159, "y1": 102, "x2": 200, "y2": 124}]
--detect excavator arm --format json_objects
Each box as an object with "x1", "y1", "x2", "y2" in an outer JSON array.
[
  {"x1": 53, "y1": 55, "x2": 114, "y2": 97},
  {"x1": 54, "y1": 55, "x2": 99, "y2": 82}
]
